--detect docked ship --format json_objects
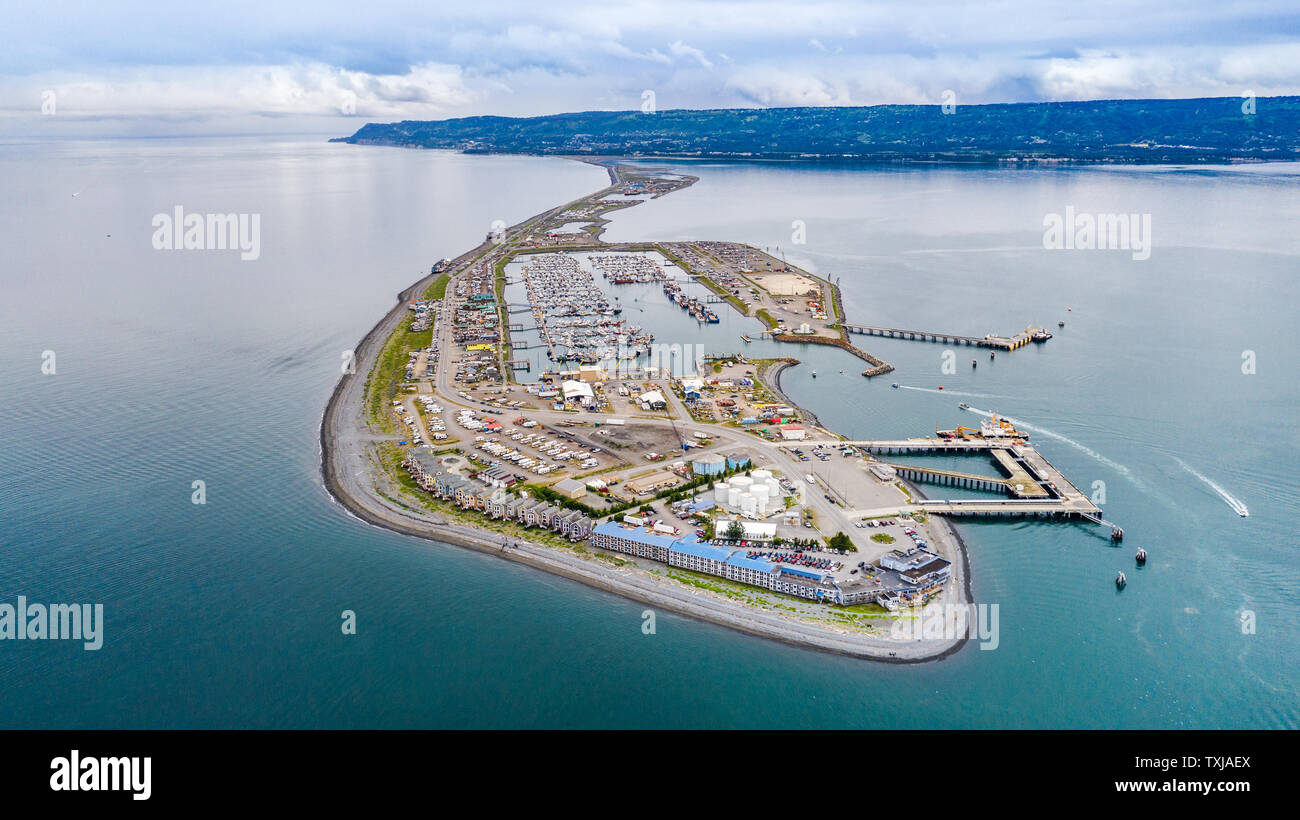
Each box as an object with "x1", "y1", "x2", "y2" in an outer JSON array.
[{"x1": 936, "y1": 413, "x2": 1029, "y2": 441}]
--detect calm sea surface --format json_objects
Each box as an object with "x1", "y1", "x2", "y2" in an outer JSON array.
[{"x1": 1, "y1": 138, "x2": 1295, "y2": 728}]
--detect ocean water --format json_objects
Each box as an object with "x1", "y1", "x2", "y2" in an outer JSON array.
[{"x1": 1, "y1": 139, "x2": 1295, "y2": 728}]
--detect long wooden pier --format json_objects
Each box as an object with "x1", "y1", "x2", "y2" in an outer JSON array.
[{"x1": 843, "y1": 323, "x2": 1051, "y2": 351}]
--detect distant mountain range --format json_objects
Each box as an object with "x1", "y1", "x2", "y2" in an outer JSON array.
[{"x1": 333, "y1": 97, "x2": 1300, "y2": 163}]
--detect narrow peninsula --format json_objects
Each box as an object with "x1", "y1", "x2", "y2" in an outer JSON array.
[{"x1": 321, "y1": 158, "x2": 1116, "y2": 660}]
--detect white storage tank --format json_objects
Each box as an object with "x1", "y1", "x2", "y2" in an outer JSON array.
[{"x1": 713, "y1": 480, "x2": 730, "y2": 503}]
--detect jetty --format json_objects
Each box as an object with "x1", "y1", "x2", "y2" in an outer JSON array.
[{"x1": 843, "y1": 323, "x2": 1053, "y2": 351}]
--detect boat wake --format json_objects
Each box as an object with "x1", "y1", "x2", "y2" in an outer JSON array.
[
  {"x1": 900, "y1": 386, "x2": 1013, "y2": 400},
  {"x1": 964, "y1": 407, "x2": 1135, "y2": 479},
  {"x1": 1175, "y1": 458, "x2": 1250, "y2": 517}
]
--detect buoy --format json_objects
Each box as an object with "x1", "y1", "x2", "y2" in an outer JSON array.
[{"x1": 937, "y1": 385, "x2": 944, "y2": 390}]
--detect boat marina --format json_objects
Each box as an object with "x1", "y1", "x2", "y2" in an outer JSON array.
[{"x1": 520, "y1": 252, "x2": 653, "y2": 365}]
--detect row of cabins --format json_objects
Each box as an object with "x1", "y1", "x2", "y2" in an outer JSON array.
[{"x1": 403, "y1": 451, "x2": 593, "y2": 541}]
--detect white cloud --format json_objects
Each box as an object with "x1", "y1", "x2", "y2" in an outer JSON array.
[
  {"x1": 725, "y1": 67, "x2": 851, "y2": 107},
  {"x1": 0, "y1": 61, "x2": 476, "y2": 123},
  {"x1": 2, "y1": 1, "x2": 1298, "y2": 134},
  {"x1": 668, "y1": 41, "x2": 714, "y2": 69}
]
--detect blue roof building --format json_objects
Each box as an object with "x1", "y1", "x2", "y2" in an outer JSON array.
[
  {"x1": 669, "y1": 537, "x2": 732, "y2": 563},
  {"x1": 589, "y1": 522, "x2": 681, "y2": 561},
  {"x1": 778, "y1": 565, "x2": 826, "y2": 582},
  {"x1": 666, "y1": 536, "x2": 732, "y2": 573}
]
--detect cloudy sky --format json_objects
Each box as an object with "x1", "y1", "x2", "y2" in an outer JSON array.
[{"x1": 4, "y1": 0, "x2": 1298, "y2": 136}]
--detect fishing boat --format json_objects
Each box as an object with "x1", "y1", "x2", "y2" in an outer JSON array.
[
  {"x1": 811, "y1": 370, "x2": 817, "y2": 378},
  {"x1": 1135, "y1": 548, "x2": 1147, "y2": 565},
  {"x1": 971, "y1": 359, "x2": 977, "y2": 368},
  {"x1": 1115, "y1": 571, "x2": 1127, "y2": 589},
  {"x1": 740, "y1": 335, "x2": 752, "y2": 343},
  {"x1": 1058, "y1": 320, "x2": 1065, "y2": 327}
]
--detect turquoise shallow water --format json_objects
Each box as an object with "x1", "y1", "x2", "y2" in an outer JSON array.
[{"x1": 1, "y1": 140, "x2": 1295, "y2": 728}]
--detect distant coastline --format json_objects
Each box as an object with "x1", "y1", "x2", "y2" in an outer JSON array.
[{"x1": 331, "y1": 96, "x2": 1300, "y2": 164}]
